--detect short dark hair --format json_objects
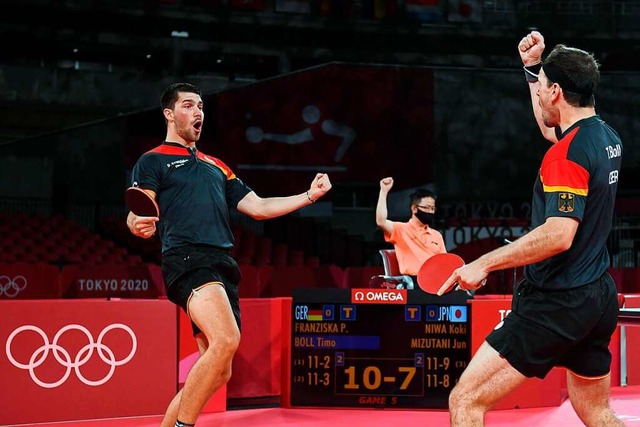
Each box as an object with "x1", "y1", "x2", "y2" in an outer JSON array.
[
  {"x1": 160, "y1": 82, "x2": 201, "y2": 110},
  {"x1": 409, "y1": 188, "x2": 436, "y2": 208},
  {"x1": 542, "y1": 44, "x2": 600, "y2": 108}
]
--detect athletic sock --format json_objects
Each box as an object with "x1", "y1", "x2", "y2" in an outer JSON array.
[{"x1": 175, "y1": 420, "x2": 195, "y2": 427}]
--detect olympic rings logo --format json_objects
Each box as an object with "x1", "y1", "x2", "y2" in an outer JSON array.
[
  {"x1": 0, "y1": 275, "x2": 27, "y2": 298},
  {"x1": 5, "y1": 323, "x2": 137, "y2": 388}
]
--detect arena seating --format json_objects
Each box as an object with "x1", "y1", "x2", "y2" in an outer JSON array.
[{"x1": 1, "y1": 213, "x2": 639, "y2": 301}]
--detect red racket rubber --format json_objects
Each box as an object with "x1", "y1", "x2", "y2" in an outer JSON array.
[{"x1": 417, "y1": 253, "x2": 465, "y2": 295}]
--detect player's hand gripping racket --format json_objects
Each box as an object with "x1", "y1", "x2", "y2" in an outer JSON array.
[
  {"x1": 417, "y1": 253, "x2": 465, "y2": 295},
  {"x1": 125, "y1": 187, "x2": 159, "y2": 217}
]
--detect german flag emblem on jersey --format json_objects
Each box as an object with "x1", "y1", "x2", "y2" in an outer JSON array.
[{"x1": 558, "y1": 193, "x2": 575, "y2": 213}]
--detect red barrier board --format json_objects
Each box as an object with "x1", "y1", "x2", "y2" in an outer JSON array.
[
  {"x1": 60, "y1": 263, "x2": 163, "y2": 299},
  {"x1": 624, "y1": 294, "x2": 640, "y2": 385},
  {"x1": 280, "y1": 297, "x2": 293, "y2": 408},
  {"x1": 227, "y1": 298, "x2": 287, "y2": 398},
  {"x1": 0, "y1": 299, "x2": 177, "y2": 425},
  {"x1": 0, "y1": 262, "x2": 61, "y2": 299}
]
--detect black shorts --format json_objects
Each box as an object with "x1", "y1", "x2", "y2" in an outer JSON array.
[
  {"x1": 486, "y1": 272, "x2": 618, "y2": 379},
  {"x1": 162, "y1": 245, "x2": 242, "y2": 337}
]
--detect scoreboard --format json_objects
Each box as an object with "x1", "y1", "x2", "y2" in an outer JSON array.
[{"x1": 290, "y1": 288, "x2": 472, "y2": 409}]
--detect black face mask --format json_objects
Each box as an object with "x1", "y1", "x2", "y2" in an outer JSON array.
[{"x1": 415, "y1": 210, "x2": 435, "y2": 227}]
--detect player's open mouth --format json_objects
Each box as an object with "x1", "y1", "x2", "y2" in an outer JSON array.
[{"x1": 193, "y1": 121, "x2": 202, "y2": 130}]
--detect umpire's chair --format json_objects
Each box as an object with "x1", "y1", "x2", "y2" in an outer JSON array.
[{"x1": 369, "y1": 249, "x2": 414, "y2": 290}]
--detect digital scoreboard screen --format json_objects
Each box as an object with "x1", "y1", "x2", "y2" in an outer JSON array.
[{"x1": 290, "y1": 288, "x2": 471, "y2": 409}]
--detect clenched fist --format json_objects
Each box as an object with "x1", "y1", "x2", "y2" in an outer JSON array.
[
  {"x1": 518, "y1": 31, "x2": 545, "y2": 66},
  {"x1": 380, "y1": 177, "x2": 394, "y2": 193}
]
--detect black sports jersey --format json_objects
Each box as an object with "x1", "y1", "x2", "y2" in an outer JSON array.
[
  {"x1": 131, "y1": 141, "x2": 252, "y2": 253},
  {"x1": 525, "y1": 115, "x2": 622, "y2": 290}
]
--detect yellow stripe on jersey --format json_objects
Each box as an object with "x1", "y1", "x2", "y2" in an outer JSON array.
[{"x1": 542, "y1": 185, "x2": 588, "y2": 196}]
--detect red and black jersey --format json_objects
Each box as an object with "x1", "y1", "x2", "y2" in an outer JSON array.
[
  {"x1": 525, "y1": 115, "x2": 622, "y2": 290},
  {"x1": 131, "y1": 141, "x2": 252, "y2": 253}
]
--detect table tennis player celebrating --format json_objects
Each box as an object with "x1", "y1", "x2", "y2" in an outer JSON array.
[
  {"x1": 126, "y1": 82, "x2": 331, "y2": 427},
  {"x1": 436, "y1": 32, "x2": 623, "y2": 426}
]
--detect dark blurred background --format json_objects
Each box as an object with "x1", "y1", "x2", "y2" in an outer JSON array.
[{"x1": 1, "y1": 0, "x2": 639, "y2": 298}]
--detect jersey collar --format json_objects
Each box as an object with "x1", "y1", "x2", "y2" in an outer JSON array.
[
  {"x1": 163, "y1": 141, "x2": 196, "y2": 151},
  {"x1": 558, "y1": 115, "x2": 600, "y2": 139}
]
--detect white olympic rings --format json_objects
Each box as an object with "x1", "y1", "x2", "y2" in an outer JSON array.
[
  {"x1": 0, "y1": 275, "x2": 27, "y2": 298},
  {"x1": 5, "y1": 323, "x2": 137, "y2": 388}
]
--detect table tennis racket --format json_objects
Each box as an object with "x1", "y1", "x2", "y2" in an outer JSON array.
[
  {"x1": 125, "y1": 187, "x2": 159, "y2": 217},
  {"x1": 417, "y1": 253, "x2": 465, "y2": 295}
]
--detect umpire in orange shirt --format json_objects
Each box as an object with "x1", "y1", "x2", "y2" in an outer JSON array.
[{"x1": 375, "y1": 177, "x2": 447, "y2": 287}]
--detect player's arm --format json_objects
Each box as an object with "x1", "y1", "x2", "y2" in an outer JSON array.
[
  {"x1": 237, "y1": 173, "x2": 331, "y2": 220},
  {"x1": 437, "y1": 216, "x2": 578, "y2": 295},
  {"x1": 519, "y1": 31, "x2": 558, "y2": 144},
  {"x1": 471, "y1": 216, "x2": 577, "y2": 272},
  {"x1": 126, "y1": 188, "x2": 158, "y2": 239},
  {"x1": 375, "y1": 177, "x2": 394, "y2": 236}
]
